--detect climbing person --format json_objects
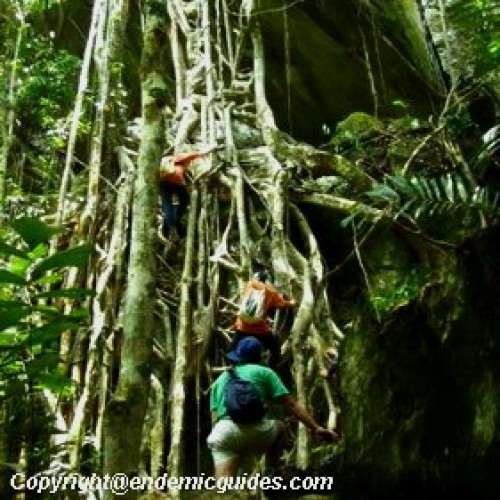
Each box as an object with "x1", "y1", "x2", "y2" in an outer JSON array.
[
  {"x1": 207, "y1": 336, "x2": 337, "y2": 478},
  {"x1": 319, "y1": 347, "x2": 339, "y2": 380},
  {"x1": 158, "y1": 144, "x2": 220, "y2": 239},
  {"x1": 232, "y1": 270, "x2": 296, "y2": 369}
]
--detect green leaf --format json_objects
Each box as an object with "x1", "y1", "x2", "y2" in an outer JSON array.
[
  {"x1": 0, "y1": 300, "x2": 28, "y2": 308},
  {"x1": 67, "y1": 308, "x2": 90, "y2": 319},
  {"x1": 340, "y1": 213, "x2": 357, "y2": 228},
  {"x1": 488, "y1": 40, "x2": 500, "y2": 55},
  {"x1": 0, "y1": 379, "x2": 26, "y2": 398},
  {"x1": 33, "y1": 288, "x2": 96, "y2": 300},
  {"x1": 409, "y1": 176, "x2": 425, "y2": 199},
  {"x1": 0, "y1": 270, "x2": 27, "y2": 285},
  {"x1": 28, "y1": 243, "x2": 49, "y2": 260},
  {"x1": 388, "y1": 175, "x2": 415, "y2": 198},
  {"x1": 0, "y1": 306, "x2": 32, "y2": 331},
  {"x1": 30, "y1": 305, "x2": 60, "y2": 316},
  {"x1": 29, "y1": 310, "x2": 87, "y2": 325},
  {"x1": 26, "y1": 353, "x2": 60, "y2": 376},
  {"x1": 32, "y1": 273, "x2": 64, "y2": 285},
  {"x1": 392, "y1": 99, "x2": 408, "y2": 109},
  {"x1": 33, "y1": 244, "x2": 93, "y2": 274},
  {"x1": 10, "y1": 256, "x2": 31, "y2": 277},
  {"x1": 444, "y1": 173, "x2": 455, "y2": 202},
  {"x1": 366, "y1": 184, "x2": 399, "y2": 202},
  {"x1": 10, "y1": 217, "x2": 60, "y2": 250},
  {"x1": 27, "y1": 321, "x2": 78, "y2": 345},
  {"x1": 0, "y1": 331, "x2": 21, "y2": 347},
  {"x1": 456, "y1": 179, "x2": 469, "y2": 202},
  {"x1": 419, "y1": 178, "x2": 433, "y2": 200},
  {"x1": 0, "y1": 241, "x2": 30, "y2": 260},
  {"x1": 429, "y1": 178, "x2": 442, "y2": 200},
  {"x1": 34, "y1": 372, "x2": 75, "y2": 397}
]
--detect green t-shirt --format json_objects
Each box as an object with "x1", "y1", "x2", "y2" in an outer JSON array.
[{"x1": 210, "y1": 363, "x2": 290, "y2": 421}]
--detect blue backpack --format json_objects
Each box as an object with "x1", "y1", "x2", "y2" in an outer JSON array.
[{"x1": 224, "y1": 367, "x2": 266, "y2": 424}]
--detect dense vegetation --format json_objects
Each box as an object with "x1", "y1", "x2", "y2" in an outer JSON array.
[{"x1": 1, "y1": 1, "x2": 499, "y2": 499}]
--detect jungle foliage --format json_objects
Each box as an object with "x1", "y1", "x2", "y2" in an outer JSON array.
[{"x1": 0, "y1": 217, "x2": 92, "y2": 398}]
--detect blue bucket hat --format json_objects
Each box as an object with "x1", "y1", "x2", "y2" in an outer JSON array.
[
  {"x1": 227, "y1": 337, "x2": 263, "y2": 364},
  {"x1": 253, "y1": 270, "x2": 272, "y2": 284}
]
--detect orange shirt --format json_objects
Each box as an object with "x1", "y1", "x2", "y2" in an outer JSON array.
[
  {"x1": 158, "y1": 152, "x2": 206, "y2": 186},
  {"x1": 159, "y1": 164, "x2": 187, "y2": 185},
  {"x1": 234, "y1": 280, "x2": 290, "y2": 334}
]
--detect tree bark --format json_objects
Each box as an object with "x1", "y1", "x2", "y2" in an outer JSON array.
[
  {"x1": 55, "y1": 0, "x2": 105, "y2": 227},
  {"x1": 103, "y1": 1, "x2": 167, "y2": 497},
  {"x1": 167, "y1": 187, "x2": 199, "y2": 484},
  {"x1": 0, "y1": 14, "x2": 25, "y2": 214}
]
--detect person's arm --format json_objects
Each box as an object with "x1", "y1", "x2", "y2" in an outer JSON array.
[
  {"x1": 173, "y1": 152, "x2": 203, "y2": 167},
  {"x1": 211, "y1": 410, "x2": 218, "y2": 426},
  {"x1": 276, "y1": 295, "x2": 296, "y2": 309},
  {"x1": 173, "y1": 145, "x2": 221, "y2": 167},
  {"x1": 209, "y1": 379, "x2": 221, "y2": 426},
  {"x1": 279, "y1": 395, "x2": 337, "y2": 441},
  {"x1": 266, "y1": 284, "x2": 296, "y2": 309}
]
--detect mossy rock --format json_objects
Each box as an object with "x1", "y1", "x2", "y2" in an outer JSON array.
[{"x1": 335, "y1": 112, "x2": 384, "y2": 137}]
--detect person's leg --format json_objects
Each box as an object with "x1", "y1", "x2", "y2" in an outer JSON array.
[
  {"x1": 214, "y1": 421, "x2": 282, "y2": 478},
  {"x1": 264, "y1": 421, "x2": 287, "y2": 468},
  {"x1": 159, "y1": 183, "x2": 177, "y2": 237},
  {"x1": 214, "y1": 456, "x2": 241, "y2": 478},
  {"x1": 208, "y1": 420, "x2": 243, "y2": 479},
  {"x1": 175, "y1": 185, "x2": 189, "y2": 237}
]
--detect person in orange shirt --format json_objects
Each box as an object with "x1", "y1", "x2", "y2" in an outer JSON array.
[
  {"x1": 232, "y1": 271, "x2": 296, "y2": 368},
  {"x1": 158, "y1": 145, "x2": 219, "y2": 238}
]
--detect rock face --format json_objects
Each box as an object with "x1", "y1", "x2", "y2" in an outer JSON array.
[
  {"x1": 259, "y1": 0, "x2": 445, "y2": 144},
  {"x1": 334, "y1": 221, "x2": 500, "y2": 499},
  {"x1": 41, "y1": 0, "x2": 444, "y2": 145}
]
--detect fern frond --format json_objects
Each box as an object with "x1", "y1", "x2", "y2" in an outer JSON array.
[
  {"x1": 444, "y1": 173, "x2": 455, "y2": 202},
  {"x1": 455, "y1": 177, "x2": 469, "y2": 202},
  {"x1": 471, "y1": 130, "x2": 500, "y2": 170},
  {"x1": 372, "y1": 173, "x2": 500, "y2": 225},
  {"x1": 387, "y1": 174, "x2": 416, "y2": 198}
]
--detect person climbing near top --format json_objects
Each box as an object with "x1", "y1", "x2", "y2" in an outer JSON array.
[
  {"x1": 207, "y1": 336, "x2": 337, "y2": 479},
  {"x1": 232, "y1": 270, "x2": 296, "y2": 369},
  {"x1": 158, "y1": 144, "x2": 220, "y2": 239}
]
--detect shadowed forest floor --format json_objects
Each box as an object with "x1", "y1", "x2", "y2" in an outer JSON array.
[
  {"x1": 140, "y1": 492, "x2": 334, "y2": 500},
  {"x1": 138, "y1": 462, "x2": 339, "y2": 500}
]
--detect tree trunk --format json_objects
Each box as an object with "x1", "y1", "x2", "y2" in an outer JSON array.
[
  {"x1": 103, "y1": 1, "x2": 167, "y2": 496},
  {"x1": 55, "y1": 0, "x2": 106, "y2": 227},
  {"x1": 167, "y1": 188, "x2": 199, "y2": 484},
  {"x1": 0, "y1": 15, "x2": 25, "y2": 214}
]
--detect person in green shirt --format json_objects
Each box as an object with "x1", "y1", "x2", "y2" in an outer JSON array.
[{"x1": 207, "y1": 336, "x2": 336, "y2": 478}]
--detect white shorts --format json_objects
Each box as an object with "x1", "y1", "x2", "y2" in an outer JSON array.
[{"x1": 207, "y1": 418, "x2": 280, "y2": 465}]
